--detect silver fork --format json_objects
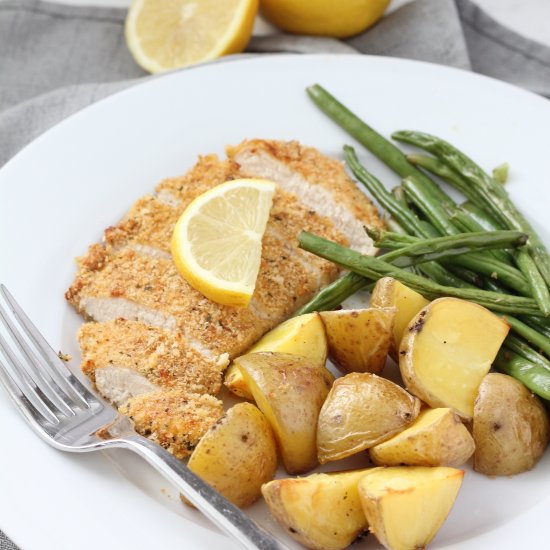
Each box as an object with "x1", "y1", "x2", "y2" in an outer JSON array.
[{"x1": 0, "y1": 284, "x2": 284, "y2": 550}]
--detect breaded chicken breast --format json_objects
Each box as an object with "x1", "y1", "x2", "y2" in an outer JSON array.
[
  {"x1": 79, "y1": 319, "x2": 228, "y2": 406},
  {"x1": 120, "y1": 389, "x2": 224, "y2": 459},
  {"x1": 67, "y1": 140, "x2": 382, "y2": 458},
  {"x1": 227, "y1": 139, "x2": 384, "y2": 254}
]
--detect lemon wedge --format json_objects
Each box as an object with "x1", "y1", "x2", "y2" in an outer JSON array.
[
  {"x1": 125, "y1": 0, "x2": 259, "y2": 74},
  {"x1": 172, "y1": 179, "x2": 276, "y2": 307}
]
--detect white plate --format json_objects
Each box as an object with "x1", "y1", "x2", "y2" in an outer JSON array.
[{"x1": 1, "y1": 54, "x2": 549, "y2": 550}]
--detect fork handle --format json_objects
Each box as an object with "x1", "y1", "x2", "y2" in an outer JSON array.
[{"x1": 113, "y1": 433, "x2": 285, "y2": 550}]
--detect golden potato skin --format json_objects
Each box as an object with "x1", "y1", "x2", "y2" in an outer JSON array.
[
  {"x1": 399, "y1": 297, "x2": 509, "y2": 420},
  {"x1": 369, "y1": 408, "x2": 475, "y2": 467},
  {"x1": 319, "y1": 308, "x2": 394, "y2": 374},
  {"x1": 262, "y1": 469, "x2": 371, "y2": 550},
  {"x1": 224, "y1": 312, "x2": 327, "y2": 400},
  {"x1": 370, "y1": 277, "x2": 429, "y2": 359},
  {"x1": 358, "y1": 466, "x2": 464, "y2": 550},
  {"x1": 223, "y1": 365, "x2": 252, "y2": 400},
  {"x1": 235, "y1": 352, "x2": 334, "y2": 474},
  {"x1": 188, "y1": 402, "x2": 277, "y2": 507},
  {"x1": 473, "y1": 373, "x2": 550, "y2": 476},
  {"x1": 317, "y1": 372, "x2": 420, "y2": 464}
]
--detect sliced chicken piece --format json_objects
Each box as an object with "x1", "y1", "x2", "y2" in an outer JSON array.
[
  {"x1": 95, "y1": 367, "x2": 159, "y2": 409},
  {"x1": 66, "y1": 246, "x2": 272, "y2": 358},
  {"x1": 79, "y1": 319, "x2": 228, "y2": 406},
  {"x1": 119, "y1": 389, "x2": 224, "y2": 459},
  {"x1": 269, "y1": 191, "x2": 345, "y2": 287},
  {"x1": 227, "y1": 139, "x2": 383, "y2": 254},
  {"x1": 104, "y1": 195, "x2": 178, "y2": 258}
]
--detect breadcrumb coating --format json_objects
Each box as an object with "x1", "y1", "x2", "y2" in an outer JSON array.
[
  {"x1": 67, "y1": 247, "x2": 271, "y2": 357},
  {"x1": 228, "y1": 139, "x2": 383, "y2": 253},
  {"x1": 120, "y1": 390, "x2": 224, "y2": 459},
  {"x1": 269, "y1": 192, "x2": 345, "y2": 286},
  {"x1": 104, "y1": 195, "x2": 179, "y2": 255},
  {"x1": 79, "y1": 319, "x2": 227, "y2": 395},
  {"x1": 155, "y1": 154, "x2": 241, "y2": 207}
]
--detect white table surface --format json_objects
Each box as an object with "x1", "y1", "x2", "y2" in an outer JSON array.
[{"x1": 47, "y1": 0, "x2": 550, "y2": 48}]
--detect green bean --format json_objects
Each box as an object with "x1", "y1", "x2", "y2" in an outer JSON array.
[
  {"x1": 344, "y1": 146, "x2": 428, "y2": 237},
  {"x1": 295, "y1": 226, "x2": 499, "y2": 315},
  {"x1": 406, "y1": 154, "x2": 487, "y2": 206},
  {"x1": 365, "y1": 227, "x2": 415, "y2": 245},
  {"x1": 368, "y1": 229, "x2": 528, "y2": 269},
  {"x1": 518, "y1": 315, "x2": 550, "y2": 339},
  {"x1": 444, "y1": 266, "x2": 484, "y2": 288},
  {"x1": 494, "y1": 349, "x2": 550, "y2": 400},
  {"x1": 505, "y1": 335, "x2": 550, "y2": 368},
  {"x1": 298, "y1": 231, "x2": 545, "y2": 316},
  {"x1": 399, "y1": 177, "x2": 531, "y2": 296},
  {"x1": 461, "y1": 201, "x2": 502, "y2": 231},
  {"x1": 293, "y1": 272, "x2": 369, "y2": 316},
  {"x1": 451, "y1": 210, "x2": 513, "y2": 264},
  {"x1": 396, "y1": 173, "x2": 511, "y2": 288},
  {"x1": 391, "y1": 186, "x2": 409, "y2": 209},
  {"x1": 465, "y1": 210, "x2": 550, "y2": 314},
  {"x1": 386, "y1": 218, "x2": 408, "y2": 234},
  {"x1": 306, "y1": 84, "x2": 447, "y2": 200},
  {"x1": 515, "y1": 249, "x2": 550, "y2": 316},
  {"x1": 393, "y1": 130, "x2": 550, "y2": 289},
  {"x1": 483, "y1": 279, "x2": 550, "y2": 347},
  {"x1": 501, "y1": 315, "x2": 550, "y2": 357},
  {"x1": 418, "y1": 263, "x2": 477, "y2": 288},
  {"x1": 346, "y1": 147, "x2": 474, "y2": 289},
  {"x1": 383, "y1": 232, "x2": 527, "y2": 268},
  {"x1": 401, "y1": 176, "x2": 459, "y2": 236}
]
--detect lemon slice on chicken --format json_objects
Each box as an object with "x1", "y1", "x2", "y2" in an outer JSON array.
[{"x1": 172, "y1": 179, "x2": 276, "y2": 307}]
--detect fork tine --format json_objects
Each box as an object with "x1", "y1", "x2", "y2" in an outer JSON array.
[
  {"x1": 0, "y1": 333, "x2": 59, "y2": 425},
  {"x1": 0, "y1": 304, "x2": 77, "y2": 417},
  {"x1": 0, "y1": 285, "x2": 91, "y2": 408},
  {"x1": 0, "y1": 358, "x2": 56, "y2": 438}
]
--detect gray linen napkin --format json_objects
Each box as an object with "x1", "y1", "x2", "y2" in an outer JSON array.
[
  {"x1": 1, "y1": 0, "x2": 549, "y2": 547},
  {"x1": 0, "y1": 533, "x2": 17, "y2": 550},
  {"x1": 2, "y1": 0, "x2": 550, "y2": 169}
]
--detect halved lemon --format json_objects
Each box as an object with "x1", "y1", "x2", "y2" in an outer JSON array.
[
  {"x1": 125, "y1": 0, "x2": 259, "y2": 74},
  {"x1": 172, "y1": 179, "x2": 276, "y2": 307}
]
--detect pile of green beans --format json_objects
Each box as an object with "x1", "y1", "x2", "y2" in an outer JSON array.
[{"x1": 294, "y1": 83, "x2": 550, "y2": 400}]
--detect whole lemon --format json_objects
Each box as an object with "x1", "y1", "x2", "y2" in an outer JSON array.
[{"x1": 260, "y1": 0, "x2": 390, "y2": 38}]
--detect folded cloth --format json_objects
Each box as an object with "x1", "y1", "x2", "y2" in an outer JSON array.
[
  {"x1": 0, "y1": 533, "x2": 17, "y2": 550},
  {"x1": 0, "y1": 0, "x2": 549, "y2": 547},
  {"x1": 1, "y1": 0, "x2": 550, "y2": 169}
]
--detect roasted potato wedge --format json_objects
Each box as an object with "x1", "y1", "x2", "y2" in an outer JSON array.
[
  {"x1": 319, "y1": 308, "x2": 394, "y2": 374},
  {"x1": 358, "y1": 466, "x2": 464, "y2": 550},
  {"x1": 399, "y1": 297, "x2": 509, "y2": 419},
  {"x1": 370, "y1": 277, "x2": 429, "y2": 359},
  {"x1": 235, "y1": 352, "x2": 334, "y2": 474},
  {"x1": 317, "y1": 372, "x2": 420, "y2": 464},
  {"x1": 224, "y1": 312, "x2": 327, "y2": 400},
  {"x1": 262, "y1": 469, "x2": 371, "y2": 550},
  {"x1": 473, "y1": 373, "x2": 550, "y2": 476},
  {"x1": 187, "y1": 402, "x2": 277, "y2": 507},
  {"x1": 369, "y1": 408, "x2": 475, "y2": 467}
]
